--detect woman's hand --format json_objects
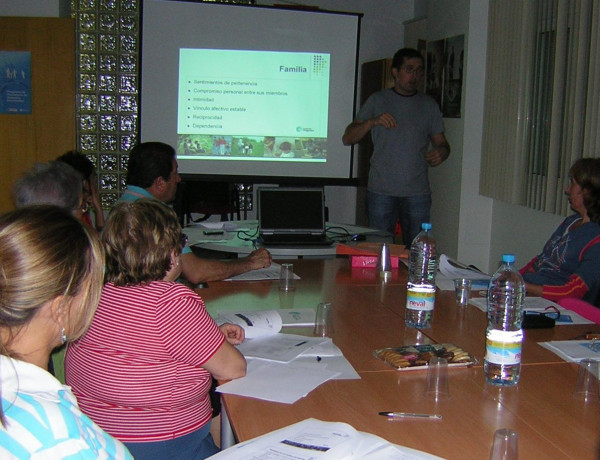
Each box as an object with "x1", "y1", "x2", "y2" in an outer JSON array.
[{"x1": 219, "y1": 323, "x2": 245, "y2": 345}]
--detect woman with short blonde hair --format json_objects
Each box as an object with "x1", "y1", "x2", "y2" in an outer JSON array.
[
  {"x1": 102, "y1": 199, "x2": 183, "y2": 285},
  {"x1": 0, "y1": 205, "x2": 132, "y2": 459}
]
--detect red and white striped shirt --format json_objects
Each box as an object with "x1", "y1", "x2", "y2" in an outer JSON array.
[{"x1": 65, "y1": 281, "x2": 225, "y2": 442}]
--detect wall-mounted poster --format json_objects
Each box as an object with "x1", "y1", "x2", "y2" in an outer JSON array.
[
  {"x1": 0, "y1": 51, "x2": 32, "y2": 114},
  {"x1": 442, "y1": 35, "x2": 464, "y2": 118},
  {"x1": 425, "y1": 39, "x2": 444, "y2": 109}
]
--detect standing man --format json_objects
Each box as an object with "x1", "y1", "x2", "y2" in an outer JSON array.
[
  {"x1": 120, "y1": 141, "x2": 271, "y2": 283},
  {"x1": 343, "y1": 48, "x2": 450, "y2": 246}
]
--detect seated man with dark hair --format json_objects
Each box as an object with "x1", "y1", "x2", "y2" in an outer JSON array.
[{"x1": 120, "y1": 141, "x2": 271, "y2": 283}]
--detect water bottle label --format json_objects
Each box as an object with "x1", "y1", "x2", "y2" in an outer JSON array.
[
  {"x1": 406, "y1": 289, "x2": 435, "y2": 311},
  {"x1": 485, "y1": 336, "x2": 522, "y2": 365}
]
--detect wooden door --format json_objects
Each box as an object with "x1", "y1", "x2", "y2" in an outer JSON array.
[{"x1": 0, "y1": 17, "x2": 75, "y2": 213}]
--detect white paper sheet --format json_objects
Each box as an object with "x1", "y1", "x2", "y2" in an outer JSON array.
[
  {"x1": 216, "y1": 308, "x2": 316, "y2": 329},
  {"x1": 216, "y1": 360, "x2": 340, "y2": 404},
  {"x1": 436, "y1": 255, "x2": 491, "y2": 292},
  {"x1": 469, "y1": 297, "x2": 593, "y2": 325},
  {"x1": 295, "y1": 339, "x2": 360, "y2": 380},
  {"x1": 436, "y1": 255, "x2": 490, "y2": 291},
  {"x1": 187, "y1": 221, "x2": 224, "y2": 229},
  {"x1": 236, "y1": 333, "x2": 329, "y2": 362},
  {"x1": 224, "y1": 262, "x2": 302, "y2": 281},
  {"x1": 218, "y1": 338, "x2": 359, "y2": 403},
  {"x1": 539, "y1": 340, "x2": 600, "y2": 366},
  {"x1": 215, "y1": 310, "x2": 282, "y2": 339},
  {"x1": 210, "y1": 418, "x2": 445, "y2": 459}
]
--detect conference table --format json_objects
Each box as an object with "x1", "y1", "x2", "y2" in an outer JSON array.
[{"x1": 199, "y1": 258, "x2": 600, "y2": 460}]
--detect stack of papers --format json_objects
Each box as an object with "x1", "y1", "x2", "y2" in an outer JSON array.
[
  {"x1": 211, "y1": 418, "x2": 444, "y2": 459},
  {"x1": 217, "y1": 333, "x2": 359, "y2": 404},
  {"x1": 436, "y1": 254, "x2": 491, "y2": 291},
  {"x1": 215, "y1": 308, "x2": 358, "y2": 403}
]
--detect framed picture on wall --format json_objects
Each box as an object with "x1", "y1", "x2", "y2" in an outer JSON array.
[
  {"x1": 442, "y1": 34, "x2": 464, "y2": 118},
  {"x1": 425, "y1": 39, "x2": 444, "y2": 109}
]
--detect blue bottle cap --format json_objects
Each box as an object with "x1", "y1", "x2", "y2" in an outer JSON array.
[
  {"x1": 421, "y1": 222, "x2": 432, "y2": 231},
  {"x1": 502, "y1": 254, "x2": 515, "y2": 263}
]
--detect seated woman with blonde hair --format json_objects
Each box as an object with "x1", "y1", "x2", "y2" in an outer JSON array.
[
  {"x1": 66, "y1": 199, "x2": 246, "y2": 460},
  {"x1": 0, "y1": 205, "x2": 132, "y2": 459}
]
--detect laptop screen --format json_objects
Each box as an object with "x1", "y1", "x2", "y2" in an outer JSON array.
[{"x1": 258, "y1": 187, "x2": 325, "y2": 234}]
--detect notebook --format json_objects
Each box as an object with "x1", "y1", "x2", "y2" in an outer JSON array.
[{"x1": 257, "y1": 187, "x2": 333, "y2": 246}]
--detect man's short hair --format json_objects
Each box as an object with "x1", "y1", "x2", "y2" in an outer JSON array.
[
  {"x1": 126, "y1": 142, "x2": 176, "y2": 189},
  {"x1": 12, "y1": 161, "x2": 83, "y2": 211},
  {"x1": 391, "y1": 48, "x2": 424, "y2": 71}
]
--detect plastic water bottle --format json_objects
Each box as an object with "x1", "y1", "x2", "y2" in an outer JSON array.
[
  {"x1": 405, "y1": 223, "x2": 437, "y2": 328},
  {"x1": 484, "y1": 254, "x2": 525, "y2": 386}
]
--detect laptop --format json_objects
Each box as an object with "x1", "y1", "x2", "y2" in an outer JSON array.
[{"x1": 258, "y1": 187, "x2": 333, "y2": 246}]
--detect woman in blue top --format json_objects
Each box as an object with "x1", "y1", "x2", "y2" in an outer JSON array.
[
  {"x1": 521, "y1": 158, "x2": 600, "y2": 304},
  {"x1": 0, "y1": 205, "x2": 132, "y2": 460}
]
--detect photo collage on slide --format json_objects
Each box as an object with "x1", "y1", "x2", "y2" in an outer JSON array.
[{"x1": 177, "y1": 134, "x2": 326, "y2": 161}]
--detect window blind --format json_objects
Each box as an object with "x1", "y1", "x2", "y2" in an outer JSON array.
[{"x1": 480, "y1": 0, "x2": 600, "y2": 215}]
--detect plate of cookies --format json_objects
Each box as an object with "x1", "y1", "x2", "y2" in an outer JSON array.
[{"x1": 374, "y1": 343, "x2": 475, "y2": 370}]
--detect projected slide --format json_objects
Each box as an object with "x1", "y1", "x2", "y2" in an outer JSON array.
[{"x1": 177, "y1": 49, "x2": 330, "y2": 162}]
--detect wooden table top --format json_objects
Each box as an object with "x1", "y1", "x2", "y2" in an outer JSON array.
[
  {"x1": 358, "y1": 283, "x2": 599, "y2": 365},
  {"x1": 221, "y1": 366, "x2": 599, "y2": 460},
  {"x1": 200, "y1": 258, "x2": 600, "y2": 459}
]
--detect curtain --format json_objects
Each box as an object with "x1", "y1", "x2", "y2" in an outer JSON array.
[{"x1": 480, "y1": 0, "x2": 600, "y2": 216}]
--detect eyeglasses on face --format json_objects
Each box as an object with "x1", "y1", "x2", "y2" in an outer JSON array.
[{"x1": 401, "y1": 66, "x2": 424, "y2": 76}]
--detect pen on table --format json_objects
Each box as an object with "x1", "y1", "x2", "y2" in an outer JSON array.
[
  {"x1": 379, "y1": 412, "x2": 442, "y2": 420},
  {"x1": 568, "y1": 332, "x2": 599, "y2": 340}
]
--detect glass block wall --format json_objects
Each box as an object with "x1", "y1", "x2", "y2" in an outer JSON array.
[
  {"x1": 71, "y1": 0, "x2": 139, "y2": 208},
  {"x1": 71, "y1": 0, "x2": 254, "y2": 211}
]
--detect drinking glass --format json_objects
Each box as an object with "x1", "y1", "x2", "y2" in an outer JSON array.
[
  {"x1": 489, "y1": 428, "x2": 518, "y2": 460},
  {"x1": 313, "y1": 302, "x2": 334, "y2": 337},
  {"x1": 279, "y1": 263, "x2": 295, "y2": 291},
  {"x1": 453, "y1": 278, "x2": 472, "y2": 307}
]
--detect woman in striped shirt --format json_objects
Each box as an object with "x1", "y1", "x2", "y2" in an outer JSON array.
[
  {"x1": 66, "y1": 198, "x2": 246, "y2": 460},
  {"x1": 0, "y1": 205, "x2": 132, "y2": 459}
]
